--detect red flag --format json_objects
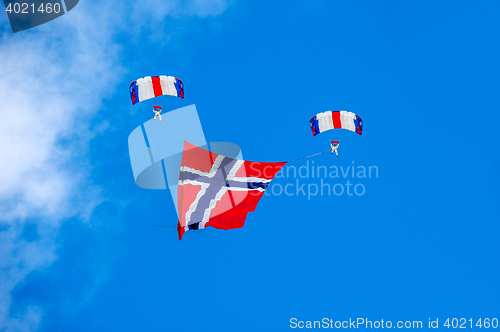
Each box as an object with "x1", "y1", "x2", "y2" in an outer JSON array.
[{"x1": 177, "y1": 142, "x2": 286, "y2": 240}]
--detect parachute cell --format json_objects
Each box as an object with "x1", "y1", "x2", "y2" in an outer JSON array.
[
  {"x1": 130, "y1": 75, "x2": 184, "y2": 105},
  {"x1": 310, "y1": 111, "x2": 362, "y2": 136}
]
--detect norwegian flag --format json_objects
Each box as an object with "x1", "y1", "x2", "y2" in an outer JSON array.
[{"x1": 177, "y1": 142, "x2": 286, "y2": 240}]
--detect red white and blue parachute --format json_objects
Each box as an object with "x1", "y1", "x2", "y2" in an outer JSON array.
[
  {"x1": 130, "y1": 75, "x2": 184, "y2": 105},
  {"x1": 310, "y1": 111, "x2": 363, "y2": 136}
]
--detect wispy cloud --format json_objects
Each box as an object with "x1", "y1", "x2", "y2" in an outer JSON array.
[
  {"x1": 131, "y1": 0, "x2": 228, "y2": 22},
  {"x1": 0, "y1": 0, "x2": 229, "y2": 330},
  {"x1": 0, "y1": 10, "x2": 119, "y2": 331},
  {"x1": 0, "y1": 221, "x2": 53, "y2": 332}
]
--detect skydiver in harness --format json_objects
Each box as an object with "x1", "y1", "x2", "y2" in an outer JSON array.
[
  {"x1": 153, "y1": 106, "x2": 162, "y2": 123},
  {"x1": 331, "y1": 141, "x2": 340, "y2": 157}
]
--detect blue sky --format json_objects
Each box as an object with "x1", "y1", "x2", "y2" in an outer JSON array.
[{"x1": 0, "y1": 0, "x2": 499, "y2": 331}]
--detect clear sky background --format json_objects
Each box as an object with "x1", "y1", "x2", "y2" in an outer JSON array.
[{"x1": 0, "y1": 1, "x2": 499, "y2": 331}]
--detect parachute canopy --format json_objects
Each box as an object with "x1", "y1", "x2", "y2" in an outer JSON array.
[
  {"x1": 310, "y1": 111, "x2": 362, "y2": 136},
  {"x1": 130, "y1": 75, "x2": 184, "y2": 105}
]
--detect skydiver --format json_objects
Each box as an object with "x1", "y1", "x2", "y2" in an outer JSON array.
[
  {"x1": 331, "y1": 141, "x2": 339, "y2": 157},
  {"x1": 153, "y1": 106, "x2": 162, "y2": 123}
]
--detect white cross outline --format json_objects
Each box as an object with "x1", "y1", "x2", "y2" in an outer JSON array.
[{"x1": 178, "y1": 157, "x2": 272, "y2": 231}]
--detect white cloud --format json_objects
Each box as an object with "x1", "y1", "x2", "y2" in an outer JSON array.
[
  {"x1": 2, "y1": 305, "x2": 43, "y2": 332},
  {"x1": 0, "y1": 221, "x2": 53, "y2": 331},
  {"x1": 0, "y1": 0, "x2": 229, "y2": 330},
  {"x1": 0, "y1": 2, "x2": 121, "y2": 330}
]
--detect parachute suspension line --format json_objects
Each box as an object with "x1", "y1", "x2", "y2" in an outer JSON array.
[
  {"x1": 289, "y1": 149, "x2": 330, "y2": 163},
  {"x1": 160, "y1": 118, "x2": 331, "y2": 163},
  {"x1": 162, "y1": 119, "x2": 187, "y2": 142}
]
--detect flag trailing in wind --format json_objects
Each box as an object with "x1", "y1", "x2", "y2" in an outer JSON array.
[{"x1": 177, "y1": 142, "x2": 286, "y2": 240}]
